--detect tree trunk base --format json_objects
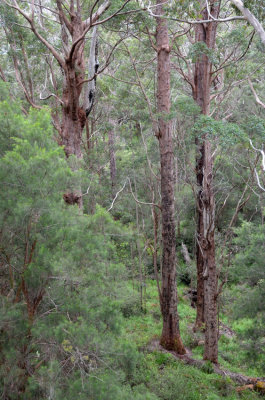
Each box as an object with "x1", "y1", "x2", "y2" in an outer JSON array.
[
  {"x1": 148, "y1": 339, "x2": 263, "y2": 386},
  {"x1": 160, "y1": 336, "x2": 186, "y2": 354}
]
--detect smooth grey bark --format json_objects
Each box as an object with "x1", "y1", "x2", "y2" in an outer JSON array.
[
  {"x1": 84, "y1": 26, "x2": 98, "y2": 118},
  {"x1": 231, "y1": 0, "x2": 265, "y2": 45}
]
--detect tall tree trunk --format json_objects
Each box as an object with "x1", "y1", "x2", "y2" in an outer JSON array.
[
  {"x1": 156, "y1": 0, "x2": 185, "y2": 354},
  {"x1": 60, "y1": 23, "x2": 98, "y2": 208},
  {"x1": 108, "y1": 119, "x2": 117, "y2": 199},
  {"x1": 61, "y1": 57, "x2": 85, "y2": 208},
  {"x1": 135, "y1": 202, "x2": 143, "y2": 312},
  {"x1": 192, "y1": 0, "x2": 220, "y2": 363},
  {"x1": 202, "y1": 141, "x2": 218, "y2": 362}
]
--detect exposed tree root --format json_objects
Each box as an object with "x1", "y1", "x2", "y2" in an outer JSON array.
[{"x1": 148, "y1": 339, "x2": 265, "y2": 387}]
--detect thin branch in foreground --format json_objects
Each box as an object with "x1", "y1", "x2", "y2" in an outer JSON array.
[
  {"x1": 254, "y1": 168, "x2": 265, "y2": 192},
  {"x1": 248, "y1": 78, "x2": 265, "y2": 110},
  {"x1": 249, "y1": 139, "x2": 265, "y2": 171},
  {"x1": 40, "y1": 92, "x2": 64, "y2": 104},
  {"x1": 128, "y1": 178, "x2": 161, "y2": 209},
  {"x1": 107, "y1": 179, "x2": 128, "y2": 211},
  {"x1": 107, "y1": 177, "x2": 161, "y2": 212},
  {"x1": 145, "y1": 3, "x2": 245, "y2": 24}
]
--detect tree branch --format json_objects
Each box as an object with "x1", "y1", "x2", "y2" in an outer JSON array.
[
  {"x1": 146, "y1": 2, "x2": 245, "y2": 24},
  {"x1": 230, "y1": 0, "x2": 265, "y2": 45},
  {"x1": 248, "y1": 78, "x2": 265, "y2": 109},
  {"x1": 3, "y1": 0, "x2": 65, "y2": 68}
]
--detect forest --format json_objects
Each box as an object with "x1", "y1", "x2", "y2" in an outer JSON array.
[{"x1": 0, "y1": 0, "x2": 264, "y2": 398}]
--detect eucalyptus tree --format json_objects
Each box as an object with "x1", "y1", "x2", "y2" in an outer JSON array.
[
  {"x1": 2, "y1": 0, "x2": 133, "y2": 205},
  {"x1": 157, "y1": 0, "x2": 264, "y2": 362},
  {"x1": 190, "y1": 0, "x2": 220, "y2": 363},
  {"x1": 155, "y1": 0, "x2": 186, "y2": 353}
]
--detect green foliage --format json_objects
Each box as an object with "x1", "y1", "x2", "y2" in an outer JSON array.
[
  {"x1": 232, "y1": 221, "x2": 265, "y2": 286},
  {"x1": 200, "y1": 361, "x2": 214, "y2": 374},
  {"x1": 233, "y1": 0, "x2": 265, "y2": 22},
  {"x1": 225, "y1": 26, "x2": 250, "y2": 48},
  {"x1": 188, "y1": 42, "x2": 218, "y2": 64},
  {"x1": 192, "y1": 115, "x2": 246, "y2": 147},
  {"x1": 0, "y1": 85, "x2": 24, "y2": 155},
  {"x1": 175, "y1": 96, "x2": 201, "y2": 117},
  {"x1": 177, "y1": 258, "x2": 196, "y2": 286},
  {"x1": 224, "y1": 220, "x2": 265, "y2": 371},
  {"x1": 242, "y1": 115, "x2": 265, "y2": 145},
  {"x1": 1, "y1": 0, "x2": 265, "y2": 396},
  {"x1": 0, "y1": 102, "x2": 143, "y2": 398}
]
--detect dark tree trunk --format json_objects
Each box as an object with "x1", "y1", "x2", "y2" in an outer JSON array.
[
  {"x1": 156, "y1": 0, "x2": 185, "y2": 354},
  {"x1": 192, "y1": 0, "x2": 220, "y2": 363},
  {"x1": 108, "y1": 119, "x2": 117, "y2": 199}
]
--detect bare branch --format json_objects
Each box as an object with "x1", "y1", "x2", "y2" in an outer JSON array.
[
  {"x1": 107, "y1": 179, "x2": 128, "y2": 211},
  {"x1": 249, "y1": 139, "x2": 265, "y2": 171},
  {"x1": 84, "y1": 0, "x2": 110, "y2": 28},
  {"x1": 40, "y1": 92, "x2": 64, "y2": 104},
  {"x1": 90, "y1": 0, "x2": 132, "y2": 27},
  {"x1": 248, "y1": 78, "x2": 265, "y2": 109},
  {"x1": 3, "y1": 0, "x2": 65, "y2": 68},
  {"x1": 145, "y1": 2, "x2": 245, "y2": 24},
  {"x1": 231, "y1": 0, "x2": 265, "y2": 45},
  {"x1": 128, "y1": 178, "x2": 161, "y2": 209},
  {"x1": 108, "y1": 177, "x2": 161, "y2": 212},
  {"x1": 102, "y1": 72, "x2": 140, "y2": 86},
  {"x1": 67, "y1": 0, "x2": 111, "y2": 62},
  {"x1": 78, "y1": 36, "x2": 126, "y2": 88},
  {"x1": 56, "y1": 0, "x2": 73, "y2": 34},
  {"x1": 254, "y1": 168, "x2": 265, "y2": 191}
]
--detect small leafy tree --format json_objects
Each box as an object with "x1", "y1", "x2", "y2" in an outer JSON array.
[
  {"x1": 231, "y1": 220, "x2": 265, "y2": 371},
  {"x1": 0, "y1": 98, "x2": 146, "y2": 398}
]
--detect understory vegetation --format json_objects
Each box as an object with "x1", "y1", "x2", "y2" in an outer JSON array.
[
  {"x1": 0, "y1": 96, "x2": 264, "y2": 398},
  {"x1": 0, "y1": 0, "x2": 265, "y2": 398}
]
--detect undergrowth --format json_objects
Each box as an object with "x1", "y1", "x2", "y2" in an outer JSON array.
[{"x1": 121, "y1": 280, "x2": 264, "y2": 400}]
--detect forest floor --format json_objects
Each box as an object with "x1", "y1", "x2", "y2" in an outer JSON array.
[{"x1": 122, "y1": 280, "x2": 264, "y2": 400}]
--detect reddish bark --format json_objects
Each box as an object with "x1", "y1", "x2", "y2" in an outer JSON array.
[
  {"x1": 57, "y1": 10, "x2": 99, "y2": 207},
  {"x1": 6, "y1": 0, "x2": 110, "y2": 209},
  {"x1": 156, "y1": 0, "x2": 185, "y2": 354},
  {"x1": 59, "y1": 11, "x2": 86, "y2": 159},
  {"x1": 192, "y1": 0, "x2": 220, "y2": 363}
]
